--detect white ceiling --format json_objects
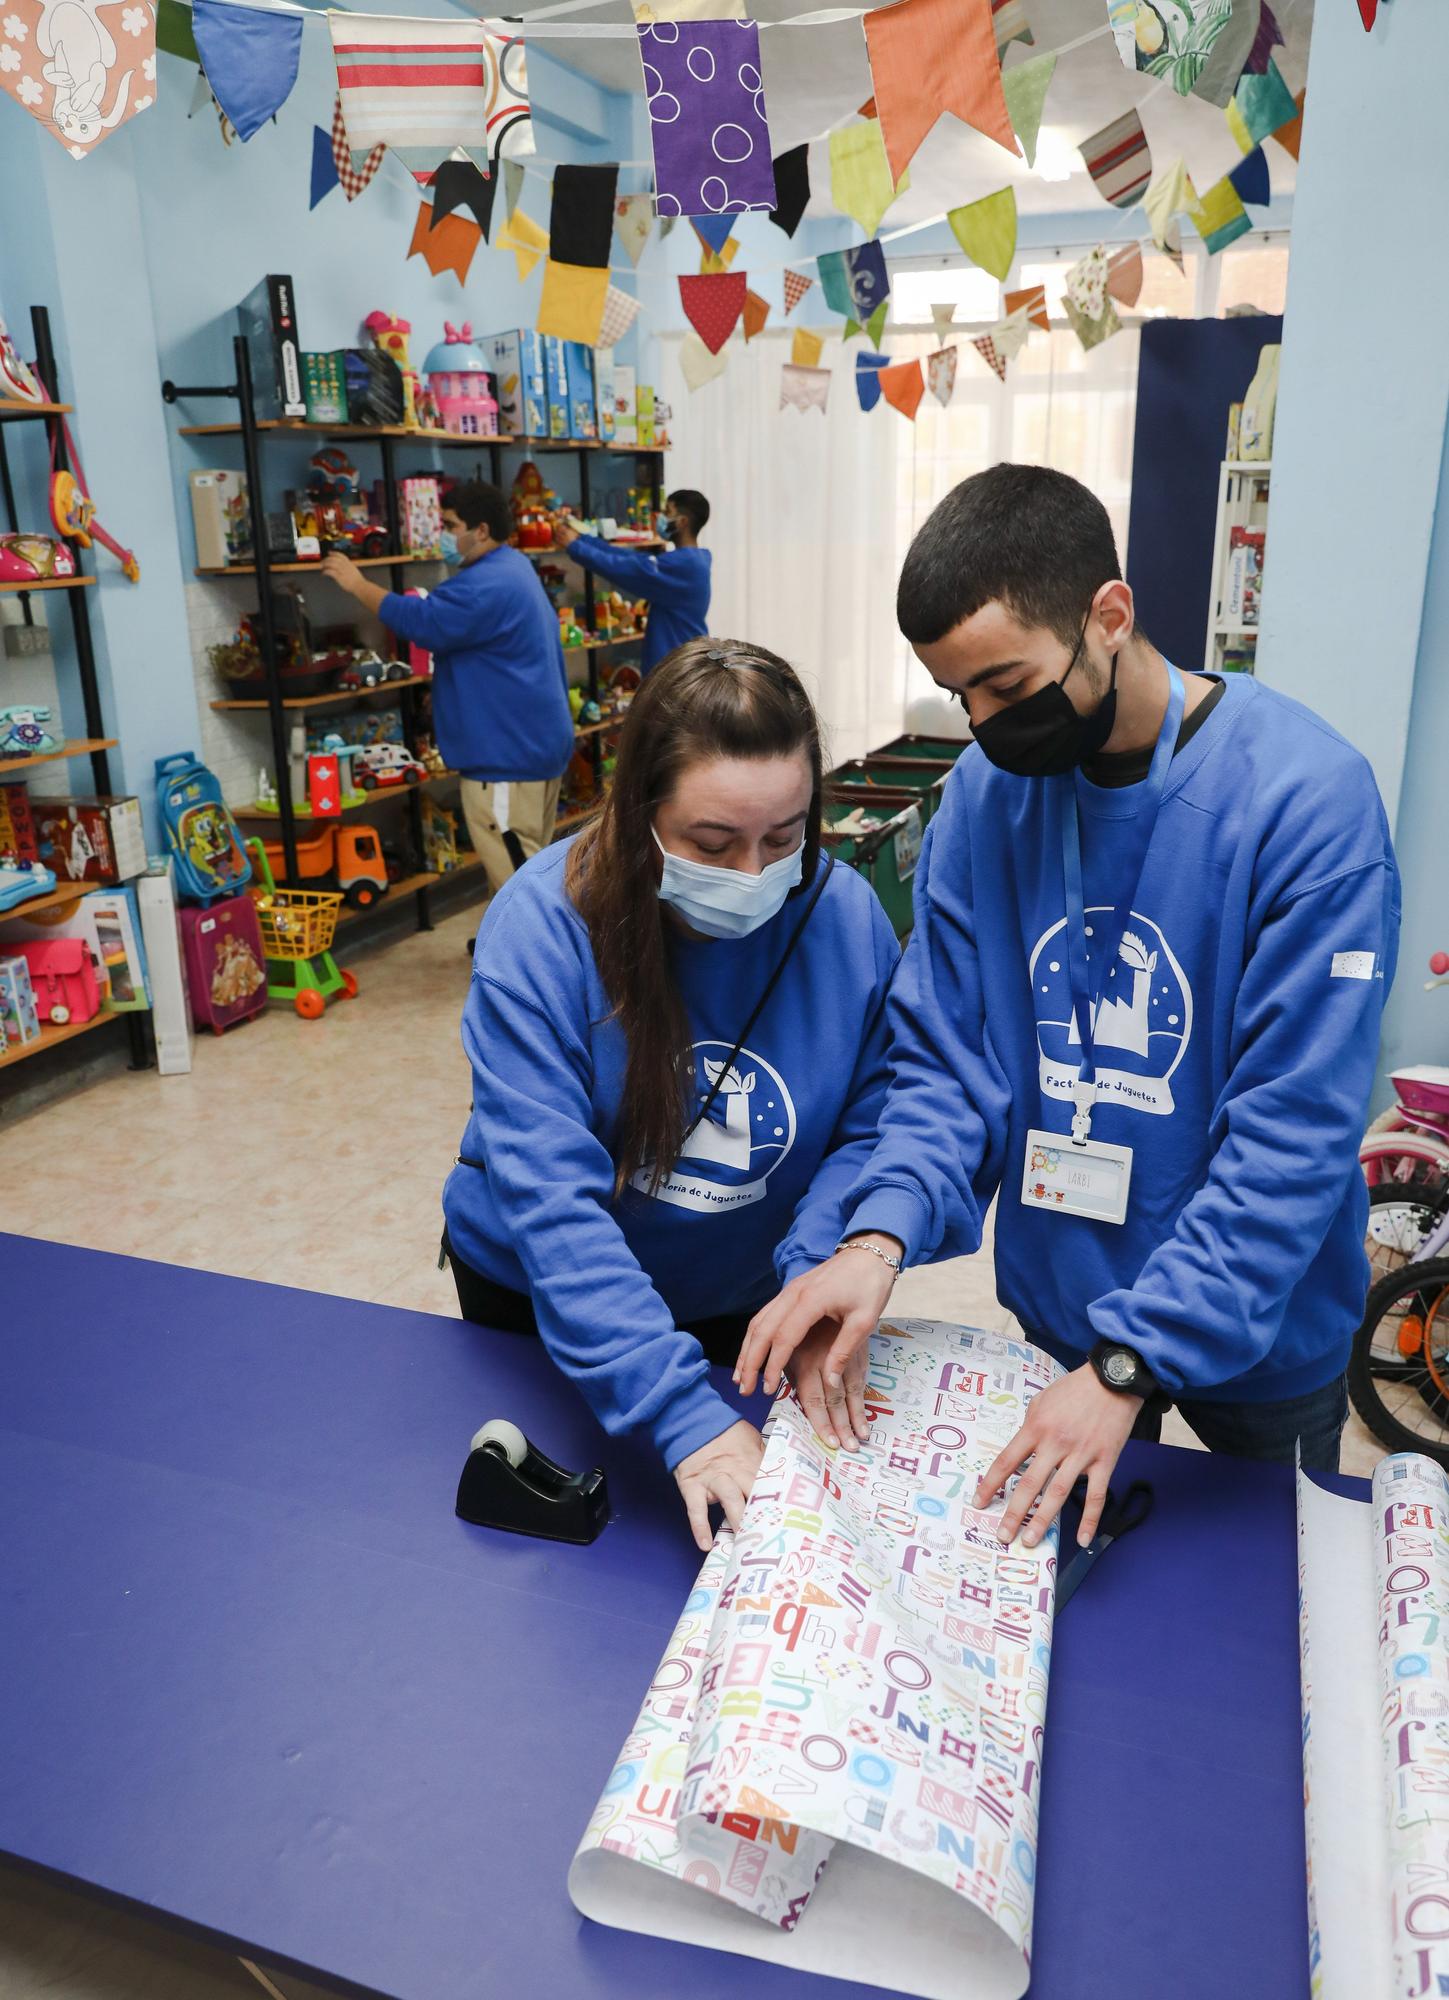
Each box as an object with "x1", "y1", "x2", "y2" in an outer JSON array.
[{"x1": 511, "y1": 0, "x2": 1310, "y2": 218}]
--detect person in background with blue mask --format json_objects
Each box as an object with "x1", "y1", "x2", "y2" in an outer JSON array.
[
  {"x1": 322, "y1": 480, "x2": 573, "y2": 898},
  {"x1": 554, "y1": 489, "x2": 712, "y2": 676},
  {"x1": 440, "y1": 639, "x2": 899, "y2": 1549}
]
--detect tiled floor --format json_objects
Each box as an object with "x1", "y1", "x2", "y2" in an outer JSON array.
[{"x1": 0, "y1": 898, "x2": 1383, "y2": 1995}]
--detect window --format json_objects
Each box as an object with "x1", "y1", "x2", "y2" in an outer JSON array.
[
  {"x1": 890, "y1": 262, "x2": 1001, "y2": 328},
  {"x1": 1215, "y1": 241, "x2": 1290, "y2": 317}
]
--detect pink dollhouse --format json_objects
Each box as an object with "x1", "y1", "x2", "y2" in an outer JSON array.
[{"x1": 421, "y1": 324, "x2": 499, "y2": 438}]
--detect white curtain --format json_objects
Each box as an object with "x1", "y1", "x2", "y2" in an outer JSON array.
[{"x1": 659, "y1": 318, "x2": 1142, "y2": 760}]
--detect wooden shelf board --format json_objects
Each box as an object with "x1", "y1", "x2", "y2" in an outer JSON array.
[
  {"x1": 210, "y1": 674, "x2": 432, "y2": 713},
  {"x1": 195, "y1": 554, "x2": 433, "y2": 579},
  {"x1": 235, "y1": 771, "x2": 454, "y2": 821},
  {"x1": 526, "y1": 541, "x2": 664, "y2": 561},
  {"x1": 337, "y1": 856, "x2": 484, "y2": 925},
  {"x1": 0, "y1": 877, "x2": 92, "y2": 921},
  {"x1": 0, "y1": 1008, "x2": 116, "y2": 1067},
  {"x1": 179, "y1": 419, "x2": 523, "y2": 445},
  {"x1": 0, "y1": 575, "x2": 95, "y2": 594},
  {"x1": 0, "y1": 736, "x2": 115, "y2": 777},
  {"x1": 0, "y1": 400, "x2": 71, "y2": 421}
]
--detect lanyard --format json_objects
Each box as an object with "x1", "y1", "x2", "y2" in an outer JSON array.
[{"x1": 1058, "y1": 664, "x2": 1185, "y2": 1145}]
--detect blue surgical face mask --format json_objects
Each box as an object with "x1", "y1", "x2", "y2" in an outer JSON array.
[
  {"x1": 439, "y1": 529, "x2": 461, "y2": 568},
  {"x1": 656, "y1": 512, "x2": 678, "y2": 542},
  {"x1": 653, "y1": 827, "x2": 803, "y2": 940}
]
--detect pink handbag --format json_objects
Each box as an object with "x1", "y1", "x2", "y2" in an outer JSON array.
[{"x1": 18, "y1": 938, "x2": 101, "y2": 1025}]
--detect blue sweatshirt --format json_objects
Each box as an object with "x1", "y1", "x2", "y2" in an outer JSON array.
[
  {"x1": 443, "y1": 841, "x2": 898, "y2": 1467},
  {"x1": 381, "y1": 546, "x2": 574, "y2": 783},
  {"x1": 795, "y1": 673, "x2": 1400, "y2": 1404},
  {"x1": 566, "y1": 536, "x2": 711, "y2": 674}
]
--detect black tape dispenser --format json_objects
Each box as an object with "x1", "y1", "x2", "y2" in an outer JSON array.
[{"x1": 455, "y1": 1419, "x2": 610, "y2": 1545}]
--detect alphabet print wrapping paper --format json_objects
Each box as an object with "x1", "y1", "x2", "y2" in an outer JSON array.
[{"x1": 570, "y1": 1319, "x2": 1061, "y2": 2000}]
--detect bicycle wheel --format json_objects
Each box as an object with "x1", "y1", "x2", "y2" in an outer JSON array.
[
  {"x1": 1365, "y1": 1181, "x2": 1449, "y2": 1285},
  {"x1": 1348, "y1": 1256, "x2": 1449, "y2": 1462}
]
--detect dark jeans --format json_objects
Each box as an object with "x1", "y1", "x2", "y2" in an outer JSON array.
[{"x1": 443, "y1": 1230, "x2": 751, "y2": 1370}]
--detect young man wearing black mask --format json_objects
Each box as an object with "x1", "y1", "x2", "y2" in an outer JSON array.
[{"x1": 738, "y1": 463, "x2": 1400, "y2": 1553}]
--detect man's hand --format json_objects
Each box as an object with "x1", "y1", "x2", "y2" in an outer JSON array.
[
  {"x1": 975, "y1": 1363, "x2": 1142, "y2": 1549},
  {"x1": 553, "y1": 516, "x2": 582, "y2": 550},
  {"x1": 321, "y1": 551, "x2": 365, "y2": 597},
  {"x1": 785, "y1": 1319, "x2": 870, "y2": 1451},
  {"x1": 735, "y1": 1235, "x2": 902, "y2": 1402},
  {"x1": 674, "y1": 1419, "x2": 764, "y2": 1552}
]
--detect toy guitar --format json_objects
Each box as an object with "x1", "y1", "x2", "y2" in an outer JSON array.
[{"x1": 37, "y1": 377, "x2": 140, "y2": 584}]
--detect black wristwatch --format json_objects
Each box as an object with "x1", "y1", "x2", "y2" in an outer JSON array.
[{"x1": 1089, "y1": 1341, "x2": 1165, "y2": 1407}]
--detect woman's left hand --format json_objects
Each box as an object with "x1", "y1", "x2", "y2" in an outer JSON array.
[{"x1": 785, "y1": 1320, "x2": 870, "y2": 1450}]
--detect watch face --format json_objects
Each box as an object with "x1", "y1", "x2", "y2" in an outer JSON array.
[{"x1": 1104, "y1": 1351, "x2": 1136, "y2": 1388}]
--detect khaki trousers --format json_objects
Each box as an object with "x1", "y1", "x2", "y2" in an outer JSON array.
[{"x1": 460, "y1": 777, "x2": 562, "y2": 897}]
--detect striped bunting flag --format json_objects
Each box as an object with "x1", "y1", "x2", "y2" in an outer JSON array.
[
  {"x1": 328, "y1": 14, "x2": 533, "y2": 183},
  {"x1": 1080, "y1": 109, "x2": 1151, "y2": 210}
]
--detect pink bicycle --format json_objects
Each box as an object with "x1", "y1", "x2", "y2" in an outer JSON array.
[{"x1": 1359, "y1": 950, "x2": 1449, "y2": 1282}]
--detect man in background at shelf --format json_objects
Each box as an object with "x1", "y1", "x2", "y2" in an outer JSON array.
[
  {"x1": 322, "y1": 480, "x2": 573, "y2": 899},
  {"x1": 554, "y1": 489, "x2": 712, "y2": 677}
]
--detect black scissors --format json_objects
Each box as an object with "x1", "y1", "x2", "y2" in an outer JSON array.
[{"x1": 1054, "y1": 1479, "x2": 1154, "y2": 1611}]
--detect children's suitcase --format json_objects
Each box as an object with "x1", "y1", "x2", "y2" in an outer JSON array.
[
  {"x1": 155, "y1": 752, "x2": 252, "y2": 907},
  {"x1": 179, "y1": 894, "x2": 268, "y2": 1034}
]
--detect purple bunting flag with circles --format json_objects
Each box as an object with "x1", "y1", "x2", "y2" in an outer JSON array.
[{"x1": 639, "y1": 18, "x2": 775, "y2": 219}]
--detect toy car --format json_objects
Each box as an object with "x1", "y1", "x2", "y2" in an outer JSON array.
[
  {"x1": 354, "y1": 742, "x2": 427, "y2": 790},
  {"x1": 326, "y1": 519, "x2": 389, "y2": 560}
]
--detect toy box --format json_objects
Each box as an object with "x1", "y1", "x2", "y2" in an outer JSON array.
[
  {"x1": 189, "y1": 470, "x2": 252, "y2": 571},
  {"x1": 0, "y1": 780, "x2": 38, "y2": 864},
  {"x1": 85, "y1": 885, "x2": 150, "y2": 1011},
  {"x1": 401, "y1": 476, "x2": 444, "y2": 558},
  {"x1": 611, "y1": 364, "x2": 637, "y2": 447},
  {"x1": 136, "y1": 863, "x2": 192, "y2": 1075},
  {"x1": 32, "y1": 795, "x2": 146, "y2": 884},
  {"x1": 594, "y1": 350, "x2": 616, "y2": 444},
  {"x1": 1224, "y1": 527, "x2": 1265, "y2": 628},
  {"x1": 303, "y1": 350, "x2": 349, "y2": 425},
  {"x1": 0, "y1": 952, "x2": 40, "y2": 1051},
  {"x1": 180, "y1": 894, "x2": 268, "y2": 1035},
  {"x1": 485, "y1": 331, "x2": 547, "y2": 438},
  {"x1": 637, "y1": 383, "x2": 657, "y2": 450},
  {"x1": 565, "y1": 343, "x2": 597, "y2": 440},
  {"x1": 237, "y1": 275, "x2": 305, "y2": 422},
  {"x1": 543, "y1": 336, "x2": 570, "y2": 439}
]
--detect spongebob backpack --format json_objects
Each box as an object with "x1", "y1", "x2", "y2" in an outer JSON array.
[{"x1": 154, "y1": 752, "x2": 252, "y2": 907}]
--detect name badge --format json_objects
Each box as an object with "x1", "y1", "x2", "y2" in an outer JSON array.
[{"x1": 1022, "y1": 1129, "x2": 1133, "y2": 1226}]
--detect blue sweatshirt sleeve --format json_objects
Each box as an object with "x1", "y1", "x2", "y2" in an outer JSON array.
[
  {"x1": 774, "y1": 895, "x2": 901, "y2": 1283},
  {"x1": 1088, "y1": 854, "x2": 1401, "y2": 1392},
  {"x1": 840, "y1": 788, "x2": 1014, "y2": 1264},
  {"x1": 381, "y1": 579, "x2": 491, "y2": 653},
  {"x1": 568, "y1": 536, "x2": 699, "y2": 609},
  {"x1": 461, "y1": 968, "x2": 739, "y2": 1469}
]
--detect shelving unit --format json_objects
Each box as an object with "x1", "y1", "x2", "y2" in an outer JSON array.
[
  {"x1": 0, "y1": 735, "x2": 118, "y2": 777},
  {"x1": 0, "y1": 576, "x2": 95, "y2": 595},
  {"x1": 163, "y1": 348, "x2": 663, "y2": 932},
  {"x1": 2, "y1": 1010, "x2": 125, "y2": 1066},
  {"x1": 1205, "y1": 461, "x2": 1271, "y2": 673}
]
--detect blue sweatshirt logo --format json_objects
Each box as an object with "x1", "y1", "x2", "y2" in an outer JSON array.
[
  {"x1": 632, "y1": 1040, "x2": 798, "y2": 1213},
  {"x1": 1029, "y1": 906, "x2": 1193, "y2": 1119}
]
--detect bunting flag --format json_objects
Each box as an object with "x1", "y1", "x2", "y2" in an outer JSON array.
[
  {"x1": 855, "y1": 352, "x2": 891, "y2": 412},
  {"x1": 1193, "y1": 174, "x2": 1251, "y2": 254},
  {"x1": 504, "y1": 159, "x2": 526, "y2": 218},
  {"x1": 597, "y1": 285, "x2": 643, "y2": 350},
  {"x1": 614, "y1": 193, "x2": 654, "y2": 266},
  {"x1": 693, "y1": 214, "x2": 737, "y2": 256},
  {"x1": 193, "y1": 0, "x2": 301, "y2": 142},
  {"x1": 1244, "y1": 0, "x2": 1284, "y2": 72},
  {"x1": 1063, "y1": 295, "x2": 1122, "y2": 351},
  {"x1": 816, "y1": 251, "x2": 854, "y2": 320},
  {"x1": 681, "y1": 328, "x2": 730, "y2": 391},
  {"x1": 1190, "y1": 0, "x2": 1263, "y2": 108},
  {"x1": 537, "y1": 260, "x2": 610, "y2": 344},
  {"x1": 636, "y1": 0, "x2": 746, "y2": 20},
  {"x1": 992, "y1": 0, "x2": 1034, "y2": 53},
  {"x1": 990, "y1": 302, "x2": 1034, "y2": 360},
  {"x1": 1105, "y1": 241, "x2": 1143, "y2": 307},
  {"x1": 549, "y1": 164, "x2": 618, "y2": 269},
  {"x1": 1108, "y1": 0, "x2": 1240, "y2": 95},
  {"x1": 1143, "y1": 157, "x2": 1197, "y2": 264},
  {"x1": 770, "y1": 144, "x2": 811, "y2": 237},
  {"x1": 1228, "y1": 145, "x2": 1270, "y2": 208},
  {"x1": 930, "y1": 303, "x2": 957, "y2": 339},
  {"x1": 408, "y1": 201, "x2": 482, "y2": 284},
  {"x1": 780, "y1": 364, "x2": 830, "y2": 414},
  {"x1": 926, "y1": 346, "x2": 958, "y2": 405},
  {"x1": 783, "y1": 269, "x2": 814, "y2": 314},
  {"x1": 158, "y1": 0, "x2": 200, "y2": 62},
  {"x1": 1001, "y1": 50, "x2": 1056, "y2": 167},
  {"x1": 843, "y1": 240, "x2": 890, "y2": 320},
  {"x1": 1081, "y1": 109, "x2": 1151, "y2": 208},
  {"x1": 496, "y1": 208, "x2": 549, "y2": 281},
  {"x1": 1227, "y1": 58, "x2": 1298, "y2": 152},
  {"x1": 640, "y1": 19, "x2": 775, "y2": 217},
  {"x1": 946, "y1": 186, "x2": 1017, "y2": 280},
  {"x1": 329, "y1": 16, "x2": 533, "y2": 181},
  {"x1": 1066, "y1": 244, "x2": 1111, "y2": 322},
  {"x1": 829, "y1": 120, "x2": 909, "y2": 239},
  {"x1": 310, "y1": 124, "x2": 340, "y2": 208},
  {"x1": 879, "y1": 359, "x2": 925, "y2": 421},
  {"x1": 1358, "y1": 0, "x2": 1378, "y2": 23},
  {"x1": 697, "y1": 239, "x2": 741, "y2": 275},
  {"x1": 330, "y1": 92, "x2": 384, "y2": 200},
  {"x1": 1004, "y1": 284, "x2": 1049, "y2": 330},
  {"x1": 972, "y1": 333, "x2": 1008, "y2": 381},
  {"x1": 863, "y1": 0, "x2": 1018, "y2": 186},
  {"x1": 2, "y1": 0, "x2": 156, "y2": 156},
  {"x1": 845, "y1": 301, "x2": 889, "y2": 349},
  {"x1": 1271, "y1": 89, "x2": 1305, "y2": 160},
  {"x1": 679, "y1": 272, "x2": 747, "y2": 354},
  {"x1": 431, "y1": 157, "x2": 498, "y2": 239},
  {"x1": 743, "y1": 289, "x2": 770, "y2": 341},
  {"x1": 791, "y1": 326, "x2": 824, "y2": 367}
]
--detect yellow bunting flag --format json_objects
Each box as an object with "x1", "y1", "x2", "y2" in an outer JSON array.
[
  {"x1": 536, "y1": 260, "x2": 609, "y2": 344},
  {"x1": 496, "y1": 209, "x2": 549, "y2": 281},
  {"x1": 946, "y1": 187, "x2": 1018, "y2": 281},
  {"x1": 829, "y1": 120, "x2": 910, "y2": 238},
  {"x1": 791, "y1": 326, "x2": 824, "y2": 367}
]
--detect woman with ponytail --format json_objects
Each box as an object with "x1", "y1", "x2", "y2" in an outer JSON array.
[{"x1": 441, "y1": 640, "x2": 899, "y2": 1549}]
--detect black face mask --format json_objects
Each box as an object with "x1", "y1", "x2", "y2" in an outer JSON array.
[{"x1": 971, "y1": 619, "x2": 1119, "y2": 779}]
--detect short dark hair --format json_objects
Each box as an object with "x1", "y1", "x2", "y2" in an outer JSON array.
[
  {"x1": 443, "y1": 479, "x2": 513, "y2": 545},
  {"x1": 897, "y1": 464, "x2": 1122, "y2": 649},
  {"x1": 667, "y1": 488, "x2": 710, "y2": 535}
]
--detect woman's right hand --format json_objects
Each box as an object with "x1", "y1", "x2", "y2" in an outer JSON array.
[{"x1": 674, "y1": 1420, "x2": 764, "y2": 1552}]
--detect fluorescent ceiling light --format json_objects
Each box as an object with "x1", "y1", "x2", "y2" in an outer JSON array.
[{"x1": 1034, "y1": 130, "x2": 1077, "y2": 184}]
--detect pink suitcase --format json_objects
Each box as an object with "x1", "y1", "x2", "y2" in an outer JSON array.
[{"x1": 179, "y1": 895, "x2": 268, "y2": 1035}]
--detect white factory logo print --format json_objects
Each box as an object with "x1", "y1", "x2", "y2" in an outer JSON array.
[
  {"x1": 633, "y1": 1040, "x2": 797, "y2": 1213},
  {"x1": 1030, "y1": 909, "x2": 1192, "y2": 1118}
]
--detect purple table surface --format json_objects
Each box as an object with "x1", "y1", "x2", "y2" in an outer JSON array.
[{"x1": 0, "y1": 1233, "x2": 1366, "y2": 1999}]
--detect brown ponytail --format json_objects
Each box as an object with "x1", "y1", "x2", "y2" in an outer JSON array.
[{"x1": 564, "y1": 639, "x2": 823, "y2": 1198}]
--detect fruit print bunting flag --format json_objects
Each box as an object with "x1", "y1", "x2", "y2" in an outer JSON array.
[
  {"x1": 614, "y1": 192, "x2": 654, "y2": 266},
  {"x1": 926, "y1": 346, "x2": 957, "y2": 405},
  {"x1": 1108, "y1": 0, "x2": 1242, "y2": 96}
]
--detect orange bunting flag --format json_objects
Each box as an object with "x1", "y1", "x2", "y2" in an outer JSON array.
[
  {"x1": 878, "y1": 358, "x2": 925, "y2": 420},
  {"x1": 1105, "y1": 242, "x2": 1143, "y2": 308},
  {"x1": 408, "y1": 202, "x2": 481, "y2": 284},
  {"x1": 1271, "y1": 88, "x2": 1305, "y2": 160},
  {"x1": 743, "y1": 290, "x2": 771, "y2": 341},
  {"x1": 864, "y1": 0, "x2": 1019, "y2": 185},
  {"x1": 1005, "y1": 283, "x2": 1050, "y2": 331}
]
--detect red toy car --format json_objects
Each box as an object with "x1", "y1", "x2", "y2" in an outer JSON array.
[{"x1": 354, "y1": 743, "x2": 427, "y2": 790}]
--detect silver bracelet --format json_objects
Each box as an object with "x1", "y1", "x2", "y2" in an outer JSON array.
[{"x1": 836, "y1": 1237, "x2": 902, "y2": 1275}]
